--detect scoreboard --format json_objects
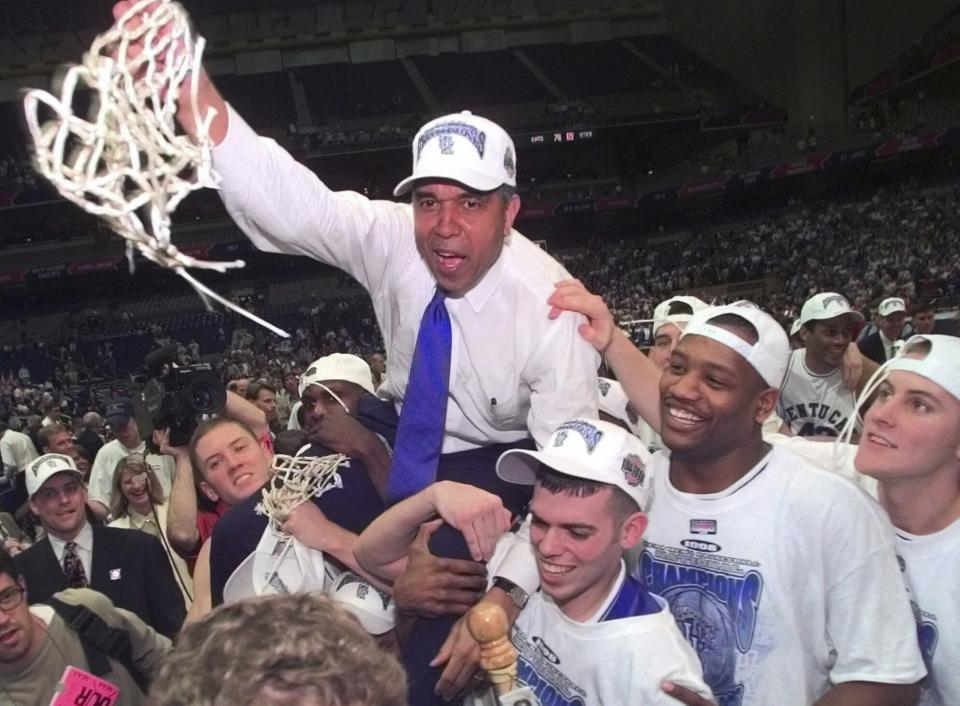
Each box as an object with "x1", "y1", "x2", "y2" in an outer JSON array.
[{"x1": 525, "y1": 129, "x2": 596, "y2": 146}]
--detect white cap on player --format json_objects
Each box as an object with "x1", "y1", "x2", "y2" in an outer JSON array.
[
  {"x1": 682, "y1": 302, "x2": 790, "y2": 388},
  {"x1": 799, "y1": 292, "x2": 864, "y2": 326},
  {"x1": 652, "y1": 295, "x2": 709, "y2": 336}
]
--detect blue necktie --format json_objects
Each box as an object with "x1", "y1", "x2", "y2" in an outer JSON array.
[{"x1": 387, "y1": 288, "x2": 452, "y2": 503}]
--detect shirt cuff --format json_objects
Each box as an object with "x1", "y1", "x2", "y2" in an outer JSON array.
[{"x1": 492, "y1": 515, "x2": 540, "y2": 595}]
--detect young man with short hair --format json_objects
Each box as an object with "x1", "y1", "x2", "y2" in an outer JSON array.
[
  {"x1": 855, "y1": 334, "x2": 960, "y2": 706},
  {"x1": 15, "y1": 454, "x2": 185, "y2": 638},
  {"x1": 355, "y1": 420, "x2": 712, "y2": 705},
  {"x1": 0, "y1": 549, "x2": 170, "y2": 705},
  {"x1": 544, "y1": 287, "x2": 927, "y2": 706},
  {"x1": 779, "y1": 292, "x2": 875, "y2": 437}
]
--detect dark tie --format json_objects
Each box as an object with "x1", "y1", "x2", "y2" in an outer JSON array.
[
  {"x1": 62, "y1": 541, "x2": 88, "y2": 589},
  {"x1": 386, "y1": 288, "x2": 452, "y2": 503}
]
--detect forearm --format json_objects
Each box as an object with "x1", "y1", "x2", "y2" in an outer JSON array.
[
  {"x1": 165, "y1": 455, "x2": 200, "y2": 552},
  {"x1": 185, "y1": 539, "x2": 212, "y2": 625},
  {"x1": 813, "y1": 681, "x2": 920, "y2": 706},
  {"x1": 224, "y1": 390, "x2": 269, "y2": 438},
  {"x1": 354, "y1": 485, "x2": 441, "y2": 579},
  {"x1": 605, "y1": 328, "x2": 663, "y2": 432}
]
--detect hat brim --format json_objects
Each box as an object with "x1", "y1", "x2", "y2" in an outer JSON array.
[
  {"x1": 496, "y1": 448, "x2": 597, "y2": 487},
  {"x1": 801, "y1": 310, "x2": 864, "y2": 326},
  {"x1": 393, "y1": 167, "x2": 507, "y2": 197}
]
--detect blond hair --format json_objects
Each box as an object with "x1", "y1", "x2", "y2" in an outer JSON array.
[
  {"x1": 109, "y1": 453, "x2": 165, "y2": 519},
  {"x1": 148, "y1": 592, "x2": 406, "y2": 706}
]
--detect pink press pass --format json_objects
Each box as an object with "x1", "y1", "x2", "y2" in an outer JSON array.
[{"x1": 50, "y1": 665, "x2": 119, "y2": 706}]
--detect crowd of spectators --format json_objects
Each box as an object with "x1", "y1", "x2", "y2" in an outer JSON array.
[{"x1": 2, "y1": 176, "x2": 958, "y2": 448}]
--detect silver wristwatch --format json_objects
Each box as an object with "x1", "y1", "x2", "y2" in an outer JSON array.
[{"x1": 492, "y1": 577, "x2": 530, "y2": 609}]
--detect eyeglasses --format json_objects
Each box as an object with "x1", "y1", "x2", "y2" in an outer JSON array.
[{"x1": 0, "y1": 586, "x2": 25, "y2": 612}]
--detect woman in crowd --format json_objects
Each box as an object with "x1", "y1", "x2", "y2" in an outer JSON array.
[{"x1": 108, "y1": 453, "x2": 194, "y2": 608}]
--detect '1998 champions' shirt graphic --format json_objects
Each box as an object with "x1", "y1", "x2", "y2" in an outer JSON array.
[
  {"x1": 513, "y1": 623, "x2": 586, "y2": 706},
  {"x1": 640, "y1": 542, "x2": 764, "y2": 706}
]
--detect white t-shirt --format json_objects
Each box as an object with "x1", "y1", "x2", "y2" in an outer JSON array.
[
  {"x1": 512, "y1": 566, "x2": 712, "y2": 706},
  {"x1": 778, "y1": 349, "x2": 857, "y2": 437},
  {"x1": 635, "y1": 445, "x2": 925, "y2": 706},
  {"x1": 0, "y1": 429, "x2": 38, "y2": 472},
  {"x1": 896, "y1": 518, "x2": 960, "y2": 706},
  {"x1": 214, "y1": 106, "x2": 600, "y2": 452},
  {"x1": 87, "y1": 440, "x2": 174, "y2": 510}
]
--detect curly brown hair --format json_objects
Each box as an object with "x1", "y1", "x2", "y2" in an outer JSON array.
[{"x1": 147, "y1": 592, "x2": 407, "y2": 706}]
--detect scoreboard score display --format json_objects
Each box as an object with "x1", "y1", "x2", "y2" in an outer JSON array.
[{"x1": 525, "y1": 129, "x2": 596, "y2": 145}]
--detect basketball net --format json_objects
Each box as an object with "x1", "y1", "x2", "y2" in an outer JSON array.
[
  {"x1": 256, "y1": 449, "x2": 348, "y2": 588},
  {"x1": 258, "y1": 450, "x2": 348, "y2": 531},
  {"x1": 23, "y1": 0, "x2": 290, "y2": 338}
]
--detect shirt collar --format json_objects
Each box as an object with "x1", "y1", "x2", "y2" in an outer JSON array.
[
  {"x1": 48, "y1": 520, "x2": 92, "y2": 557},
  {"x1": 460, "y1": 244, "x2": 507, "y2": 314}
]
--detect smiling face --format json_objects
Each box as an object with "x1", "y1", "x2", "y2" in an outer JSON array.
[
  {"x1": 804, "y1": 315, "x2": 855, "y2": 371},
  {"x1": 28, "y1": 472, "x2": 87, "y2": 541},
  {"x1": 0, "y1": 573, "x2": 37, "y2": 670},
  {"x1": 529, "y1": 483, "x2": 645, "y2": 621},
  {"x1": 659, "y1": 335, "x2": 776, "y2": 464},
  {"x1": 120, "y1": 468, "x2": 151, "y2": 514},
  {"x1": 856, "y1": 370, "x2": 960, "y2": 483},
  {"x1": 411, "y1": 181, "x2": 520, "y2": 297},
  {"x1": 193, "y1": 422, "x2": 271, "y2": 507},
  {"x1": 879, "y1": 311, "x2": 906, "y2": 340}
]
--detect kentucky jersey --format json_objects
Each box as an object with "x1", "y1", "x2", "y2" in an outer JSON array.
[
  {"x1": 511, "y1": 563, "x2": 712, "y2": 706},
  {"x1": 896, "y1": 518, "x2": 960, "y2": 706},
  {"x1": 635, "y1": 446, "x2": 925, "y2": 706},
  {"x1": 778, "y1": 349, "x2": 857, "y2": 437}
]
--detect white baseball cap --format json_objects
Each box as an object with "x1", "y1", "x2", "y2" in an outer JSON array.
[
  {"x1": 682, "y1": 303, "x2": 790, "y2": 388},
  {"x1": 799, "y1": 292, "x2": 864, "y2": 326},
  {"x1": 886, "y1": 335, "x2": 960, "y2": 402},
  {"x1": 393, "y1": 111, "x2": 517, "y2": 196},
  {"x1": 330, "y1": 572, "x2": 396, "y2": 636},
  {"x1": 26, "y1": 453, "x2": 83, "y2": 498},
  {"x1": 299, "y1": 354, "x2": 375, "y2": 398},
  {"x1": 652, "y1": 295, "x2": 709, "y2": 336},
  {"x1": 497, "y1": 419, "x2": 652, "y2": 512},
  {"x1": 222, "y1": 526, "x2": 329, "y2": 604},
  {"x1": 878, "y1": 297, "x2": 906, "y2": 317}
]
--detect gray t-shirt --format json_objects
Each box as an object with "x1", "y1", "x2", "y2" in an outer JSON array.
[{"x1": 0, "y1": 588, "x2": 170, "y2": 706}]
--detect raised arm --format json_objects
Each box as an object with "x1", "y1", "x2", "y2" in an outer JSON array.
[
  {"x1": 548, "y1": 279, "x2": 665, "y2": 432},
  {"x1": 158, "y1": 429, "x2": 201, "y2": 556},
  {"x1": 354, "y1": 481, "x2": 511, "y2": 582}
]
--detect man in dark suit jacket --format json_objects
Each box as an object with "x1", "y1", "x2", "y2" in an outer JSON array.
[
  {"x1": 14, "y1": 453, "x2": 185, "y2": 638},
  {"x1": 859, "y1": 297, "x2": 907, "y2": 364}
]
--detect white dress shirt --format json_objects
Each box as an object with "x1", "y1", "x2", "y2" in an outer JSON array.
[
  {"x1": 214, "y1": 106, "x2": 599, "y2": 452},
  {"x1": 48, "y1": 520, "x2": 93, "y2": 581},
  {"x1": 0, "y1": 430, "x2": 38, "y2": 472}
]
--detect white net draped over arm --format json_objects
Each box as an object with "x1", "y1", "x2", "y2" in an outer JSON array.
[{"x1": 23, "y1": 0, "x2": 289, "y2": 337}]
